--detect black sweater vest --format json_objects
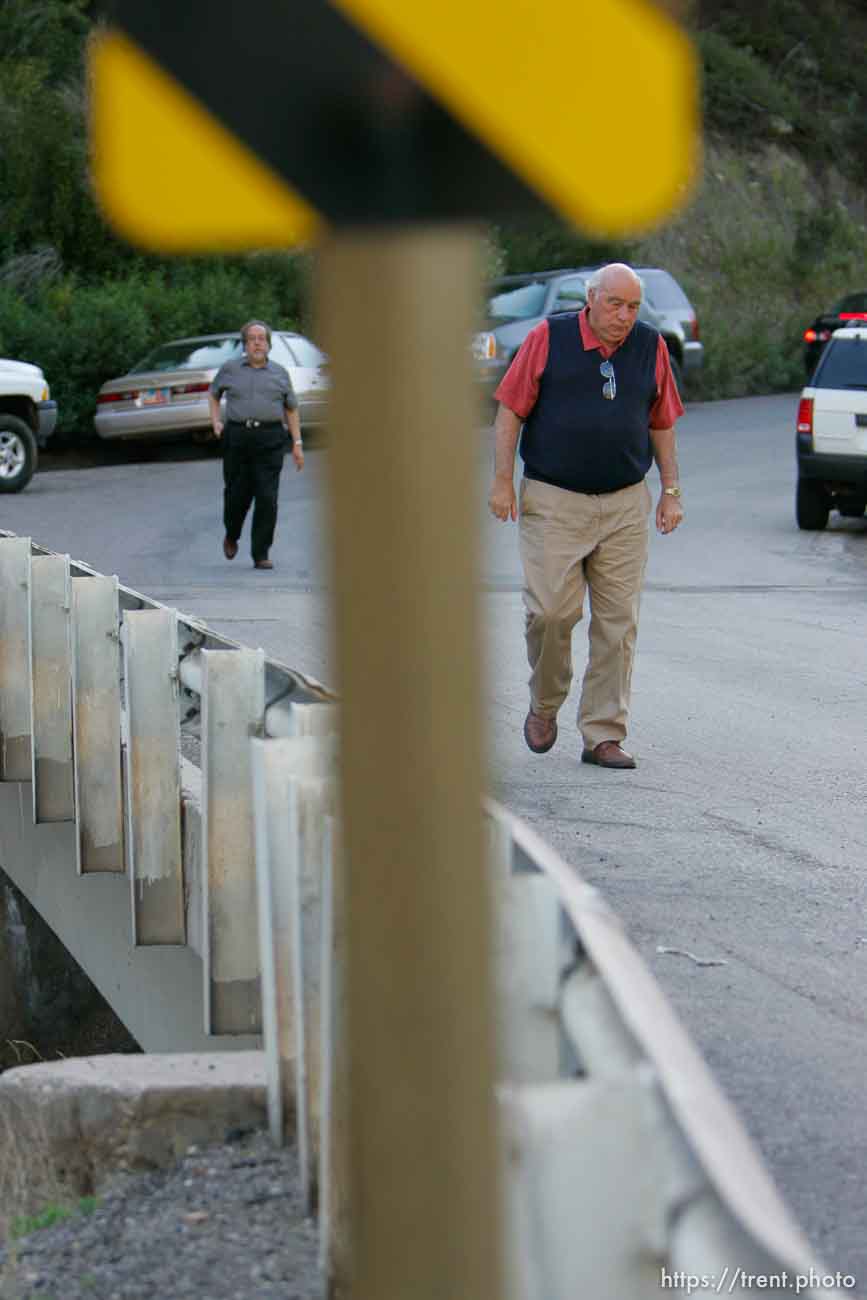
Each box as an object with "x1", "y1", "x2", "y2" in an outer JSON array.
[{"x1": 520, "y1": 314, "x2": 659, "y2": 494}]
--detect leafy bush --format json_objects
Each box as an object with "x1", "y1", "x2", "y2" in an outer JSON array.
[
  {"x1": 0, "y1": 254, "x2": 309, "y2": 434},
  {"x1": 697, "y1": 31, "x2": 802, "y2": 142},
  {"x1": 627, "y1": 143, "x2": 867, "y2": 399},
  {"x1": 696, "y1": 1, "x2": 867, "y2": 179}
]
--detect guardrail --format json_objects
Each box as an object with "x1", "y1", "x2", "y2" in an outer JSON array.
[
  {"x1": 0, "y1": 532, "x2": 845, "y2": 1298},
  {"x1": 252, "y1": 742, "x2": 844, "y2": 1298},
  {"x1": 0, "y1": 531, "x2": 335, "y2": 1049}
]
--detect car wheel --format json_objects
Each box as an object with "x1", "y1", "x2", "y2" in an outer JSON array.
[
  {"x1": 0, "y1": 415, "x2": 38, "y2": 493},
  {"x1": 796, "y1": 478, "x2": 830, "y2": 531}
]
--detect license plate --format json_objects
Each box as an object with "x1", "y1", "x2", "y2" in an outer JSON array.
[{"x1": 140, "y1": 387, "x2": 170, "y2": 406}]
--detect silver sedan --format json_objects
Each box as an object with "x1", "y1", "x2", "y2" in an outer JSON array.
[{"x1": 94, "y1": 332, "x2": 329, "y2": 442}]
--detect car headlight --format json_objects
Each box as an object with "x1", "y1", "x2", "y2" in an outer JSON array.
[
  {"x1": 41, "y1": 384, "x2": 50, "y2": 401},
  {"x1": 472, "y1": 331, "x2": 498, "y2": 362}
]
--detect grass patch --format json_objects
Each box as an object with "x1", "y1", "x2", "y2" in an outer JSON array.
[
  {"x1": 0, "y1": 1102, "x2": 77, "y2": 1247},
  {"x1": 9, "y1": 1195, "x2": 97, "y2": 1241},
  {"x1": 0, "y1": 1101, "x2": 98, "y2": 1298}
]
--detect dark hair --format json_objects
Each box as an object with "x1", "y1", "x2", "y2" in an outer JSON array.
[{"x1": 240, "y1": 319, "x2": 271, "y2": 345}]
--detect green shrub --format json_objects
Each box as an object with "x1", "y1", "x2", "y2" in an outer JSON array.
[
  {"x1": 623, "y1": 143, "x2": 867, "y2": 400},
  {"x1": 697, "y1": 31, "x2": 802, "y2": 143},
  {"x1": 0, "y1": 254, "x2": 309, "y2": 434},
  {"x1": 10, "y1": 1195, "x2": 97, "y2": 1240}
]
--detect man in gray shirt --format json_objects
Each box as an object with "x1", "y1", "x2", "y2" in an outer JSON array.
[{"x1": 208, "y1": 319, "x2": 304, "y2": 570}]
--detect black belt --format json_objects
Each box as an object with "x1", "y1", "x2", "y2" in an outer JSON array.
[
  {"x1": 230, "y1": 418, "x2": 282, "y2": 430},
  {"x1": 524, "y1": 471, "x2": 641, "y2": 496}
]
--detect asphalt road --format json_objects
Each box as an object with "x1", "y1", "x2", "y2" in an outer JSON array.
[{"x1": 4, "y1": 396, "x2": 867, "y2": 1287}]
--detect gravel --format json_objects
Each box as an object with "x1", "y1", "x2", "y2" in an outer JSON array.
[{"x1": 0, "y1": 1130, "x2": 323, "y2": 1300}]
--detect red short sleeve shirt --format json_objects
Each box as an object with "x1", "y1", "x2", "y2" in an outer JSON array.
[{"x1": 494, "y1": 308, "x2": 684, "y2": 429}]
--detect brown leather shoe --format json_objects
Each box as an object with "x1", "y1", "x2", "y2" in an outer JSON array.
[
  {"x1": 223, "y1": 536, "x2": 238, "y2": 560},
  {"x1": 254, "y1": 558, "x2": 274, "y2": 570},
  {"x1": 523, "y1": 710, "x2": 558, "y2": 754},
  {"x1": 581, "y1": 741, "x2": 636, "y2": 770}
]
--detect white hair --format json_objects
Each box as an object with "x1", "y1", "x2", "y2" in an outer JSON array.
[{"x1": 587, "y1": 263, "x2": 643, "y2": 299}]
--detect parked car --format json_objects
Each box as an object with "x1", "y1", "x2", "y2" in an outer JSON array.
[
  {"x1": 795, "y1": 325, "x2": 867, "y2": 529},
  {"x1": 802, "y1": 292, "x2": 867, "y2": 377},
  {"x1": 94, "y1": 331, "x2": 329, "y2": 442},
  {"x1": 631, "y1": 266, "x2": 703, "y2": 382},
  {"x1": 472, "y1": 266, "x2": 701, "y2": 401},
  {"x1": 0, "y1": 358, "x2": 57, "y2": 493}
]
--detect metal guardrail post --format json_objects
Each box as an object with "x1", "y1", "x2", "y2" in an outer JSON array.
[
  {"x1": 251, "y1": 735, "x2": 337, "y2": 1168},
  {"x1": 0, "y1": 536, "x2": 33, "y2": 782},
  {"x1": 500, "y1": 1069, "x2": 696, "y2": 1300},
  {"x1": 71, "y1": 573, "x2": 124, "y2": 873},
  {"x1": 29, "y1": 553, "x2": 74, "y2": 822},
  {"x1": 288, "y1": 770, "x2": 337, "y2": 1209},
  {"x1": 485, "y1": 800, "x2": 842, "y2": 1299},
  {"x1": 123, "y1": 608, "x2": 185, "y2": 944},
  {"x1": 319, "y1": 814, "x2": 349, "y2": 1290},
  {"x1": 487, "y1": 817, "x2": 563, "y2": 1084},
  {"x1": 201, "y1": 646, "x2": 265, "y2": 1035}
]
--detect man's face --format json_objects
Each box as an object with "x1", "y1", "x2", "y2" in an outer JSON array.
[
  {"x1": 586, "y1": 272, "x2": 642, "y2": 348},
  {"x1": 244, "y1": 325, "x2": 270, "y2": 366}
]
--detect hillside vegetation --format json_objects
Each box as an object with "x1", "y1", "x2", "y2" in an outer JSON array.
[{"x1": 1, "y1": 0, "x2": 866, "y2": 430}]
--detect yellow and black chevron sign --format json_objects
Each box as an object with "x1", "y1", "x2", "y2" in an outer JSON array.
[{"x1": 91, "y1": 0, "x2": 700, "y2": 252}]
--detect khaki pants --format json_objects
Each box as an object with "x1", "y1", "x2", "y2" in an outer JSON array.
[{"x1": 518, "y1": 477, "x2": 651, "y2": 750}]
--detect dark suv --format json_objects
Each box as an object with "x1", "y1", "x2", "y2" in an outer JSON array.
[
  {"x1": 472, "y1": 266, "x2": 702, "y2": 400},
  {"x1": 802, "y1": 291, "x2": 867, "y2": 376}
]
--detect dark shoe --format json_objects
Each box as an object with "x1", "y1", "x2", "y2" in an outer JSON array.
[
  {"x1": 254, "y1": 558, "x2": 273, "y2": 570},
  {"x1": 581, "y1": 741, "x2": 636, "y2": 770},
  {"x1": 523, "y1": 710, "x2": 558, "y2": 754},
  {"x1": 223, "y1": 536, "x2": 238, "y2": 560}
]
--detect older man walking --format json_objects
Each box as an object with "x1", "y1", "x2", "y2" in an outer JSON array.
[
  {"x1": 488, "y1": 263, "x2": 684, "y2": 769},
  {"x1": 208, "y1": 319, "x2": 304, "y2": 570}
]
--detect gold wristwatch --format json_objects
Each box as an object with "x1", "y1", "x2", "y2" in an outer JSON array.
[{"x1": 663, "y1": 485, "x2": 682, "y2": 498}]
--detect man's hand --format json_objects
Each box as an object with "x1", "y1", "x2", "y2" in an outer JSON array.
[
  {"x1": 489, "y1": 475, "x2": 517, "y2": 522},
  {"x1": 656, "y1": 492, "x2": 683, "y2": 535},
  {"x1": 212, "y1": 419, "x2": 224, "y2": 440},
  {"x1": 291, "y1": 442, "x2": 305, "y2": 472}
]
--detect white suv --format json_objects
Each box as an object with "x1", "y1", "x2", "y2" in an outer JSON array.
[
  {"x1": 0, "y1": 358, "x2": 57, "y2": 493},
  {"x1": 796, "y1": 326, "x2": 867, "y2": 530}
]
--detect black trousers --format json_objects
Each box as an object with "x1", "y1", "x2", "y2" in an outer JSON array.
[{"x1": 222, "y1": 422, "x2": 286, "y2": 561}]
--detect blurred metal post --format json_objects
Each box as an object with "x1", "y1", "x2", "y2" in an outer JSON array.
[{"x1": 318, "y1": 225, "x2": 501, "y2": 1299}]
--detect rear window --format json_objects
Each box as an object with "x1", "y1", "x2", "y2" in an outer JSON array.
[
  {"x1": 486, "y1": 282, "x2": 548, "y2": 321},
  {"x1": 814, "y1": 338, "x2": 867, "y2": 389},
  {"x1": 639, "y1": 269, "x2": 692, "y2": 311},
  {"x1": 129, "y1": 337, "x2": 241, "y2": 373}
]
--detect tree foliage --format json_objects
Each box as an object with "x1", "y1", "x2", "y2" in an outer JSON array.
[
  {"x1": 0, "y1": 0, "x2": 126, "y2": 275},
  {"x1": 695, "y1": 0, "x2": 867, "y2": 176}
]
